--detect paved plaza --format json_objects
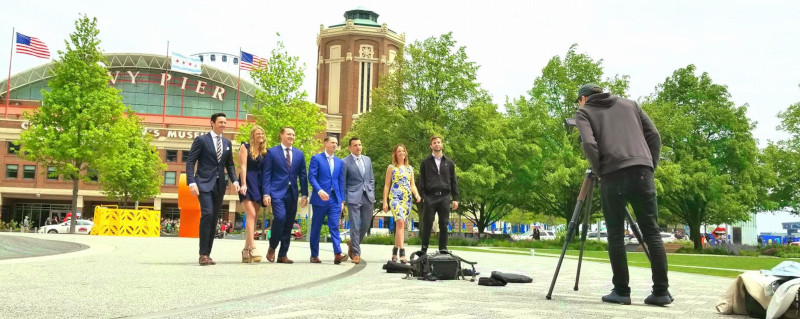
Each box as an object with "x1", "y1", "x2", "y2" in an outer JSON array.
[{"x1": 0, "y1": 232, "x2": 739, "y2": 318}]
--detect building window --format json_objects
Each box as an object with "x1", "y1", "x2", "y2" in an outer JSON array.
[
  {"x1": 88, "y1": 168, "x2": 99, "y2": 182},
  {"x1": 233, "y1": 57, "x2": 238, "y2": 64},
  {"x1": 165, "y1": 171, "x2": 176, "y2": 185},
  {"x1": 23, "y1": 165, "x2": 36, "y2": 179},
  {"x1": 359, "y1": 61, "x2": 373, "y2": 113},
  {"x1": 7, "y1": 141, "x2": 20, "y2": 155},
  {"x1": 210, "y1": 54, "x2": 216, "y2": 62},
  {"x1": 222, "y1": 55, "x2": 227, "y2": 62},
  {"x1": 181, "y1": 150, "x2": 188, "y2": 162},
  {"x1": 199, "y1": 55, "x2": 204, "y2": 62},
  {"x1": 6, "y1": 164, "x2": 18, "y2": 179},
  {"x1": 166, "y1": 150, "x2": 178, "y2": 162},
  {"x1": 47, "y1": 166, "x2": 58, "y2": 180}
]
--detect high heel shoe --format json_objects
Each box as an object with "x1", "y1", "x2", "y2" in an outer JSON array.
[
  {"x1": 391, "y1": 246, "x2": 398, "y2": 262},
  {"x1": 399, "y1": 248, "x2": 407, "y2": 263},
  {"x1": 249, "y1": 247, "x2": 262, "y2": 263},
  {"x1": 242, "y1": 248, "x2": 252, "y2": 263}
]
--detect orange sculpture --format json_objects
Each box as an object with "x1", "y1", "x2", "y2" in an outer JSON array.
[{"x1": 178, "y1": 173, "x2": 201, "y2": 238}]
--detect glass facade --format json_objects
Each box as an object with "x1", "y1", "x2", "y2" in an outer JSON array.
[{"x1": 10, "y1": 68, "x2": 253, "y2": 120}]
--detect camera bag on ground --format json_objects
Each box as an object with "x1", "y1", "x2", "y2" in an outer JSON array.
[
  {"x1": 406, "y1": 250, "x2": 478, "y2": 282},
  {"x1": 491, "y1": 271, "x2": 533, "y2": 284},
  {"x1": 383, "y1": 260, "x2": 412, "y2": 273}
]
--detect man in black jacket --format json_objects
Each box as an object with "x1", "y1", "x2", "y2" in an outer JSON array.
[
  {"x1": 574, "y1": 83, "x2": 672, "y2": 306},
  {"x1": 418, "y1": 135, "x2": 459, "y2": 253}
]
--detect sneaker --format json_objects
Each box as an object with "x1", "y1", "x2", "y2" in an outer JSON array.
[
  {"x1": 601, "y1": 291, "x2": 632, "y2": 305},
  {"x1": 644, "y1": 292, "x2": 674, "y2": 306}
]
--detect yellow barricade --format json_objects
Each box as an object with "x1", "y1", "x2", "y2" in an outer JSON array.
[{"x1": 91, "y1": 205, "x2": 161, "y2": 237}]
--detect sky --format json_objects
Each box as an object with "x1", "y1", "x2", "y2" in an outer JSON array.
[{"x1": 2, "y1": 0, "x2": 799, "y2": 232}]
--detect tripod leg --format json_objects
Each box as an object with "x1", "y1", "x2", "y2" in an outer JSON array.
[
  {"x1": 626, "y1": 210, "x2": 651, "y2": 261},
  {"x1": 547, "y1": 173, "x2": 593, "y2": 300},
  {"x1": 574, "y1": 179, "x2": 595, "y2": 291}
]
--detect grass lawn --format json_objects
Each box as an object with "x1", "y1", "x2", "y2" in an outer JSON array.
[{"x1": 451, "y1": 246, "x2": 791, "y2": 278}]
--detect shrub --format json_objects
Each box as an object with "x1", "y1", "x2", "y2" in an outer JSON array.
[
  {"x1": 776, "y1": 245, "x2": 800, "y2": 258},
  {"x1": 762, "y1": 248, "x2": 778, "y2": 256},
  {"x1": 362, "y1": 235, "x2": 396, "y2": 245}
]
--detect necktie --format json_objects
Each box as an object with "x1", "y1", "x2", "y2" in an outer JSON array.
[
  {"x1": 285, "y1": 148, "x2": 291, "y2": 168},
  {"x1": 215, "y1": 136, "x2": 222, "y2": 162},
  {"x1": 357, "y1": 157, "x2": 365, "y2": 176},
  {"x1": 328, "y1": 156, "x2": 334, "y2": 175}
]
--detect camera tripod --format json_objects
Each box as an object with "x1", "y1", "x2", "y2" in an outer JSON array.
[{"x1": 545, "y1": 168, "x2": 651, "y2": 300}]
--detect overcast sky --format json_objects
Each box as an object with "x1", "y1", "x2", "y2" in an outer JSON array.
[{"x1": 3, "y1": 0, "x2": 799, "y2": 231}]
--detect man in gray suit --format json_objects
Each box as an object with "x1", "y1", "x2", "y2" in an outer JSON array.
[{"x1": 343, "y1": 137, "x2": 375, "y2": 264}]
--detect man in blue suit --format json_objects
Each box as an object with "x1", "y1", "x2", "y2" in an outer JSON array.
[
  {"x1": 342, "y1": 137, "x2": 375, "y2": 264},
  {"x1": 308, "y1": 136, "x2": 348, "y2": 264},
  {"x1": 186, "y1": 113, "x2": 239, "y2": 266},
  {"x1": 261, "y1": 127, "x2": 308, "y2": 264}
]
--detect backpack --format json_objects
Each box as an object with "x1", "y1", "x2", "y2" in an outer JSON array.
[{"x1": 406, "y1": 250, "x2": 477, "y2": 282}]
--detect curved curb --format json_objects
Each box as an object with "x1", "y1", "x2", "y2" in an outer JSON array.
[
  {"x1": 123, "y1": 260, "x2": 368, "y2": 318},
  {"x1": 0, "y1": 233, "x2": 115, "y2": 264}
]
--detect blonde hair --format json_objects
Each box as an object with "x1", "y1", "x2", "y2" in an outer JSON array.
[
  {"x1": 249, "y1": 125, "x2": 267, "y2": 160},
  {"x1": 391, "y1": 144, "x2": 409, "y2": 167}
]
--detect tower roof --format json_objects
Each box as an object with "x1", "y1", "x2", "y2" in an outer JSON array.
[{"x1": 329, "y1": 7, "x2": 381, "y2": 27}]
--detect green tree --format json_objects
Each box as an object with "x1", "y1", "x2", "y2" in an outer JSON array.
[
  {"x1": 507, "y1": 44, "x2": 629, "y2": 223},
  {"x1": 19, "y1": 15, "x2": 130, "y2": 233},
  {"x1": 96, "y1": 113, "x2": 165, "y2": 207},
  {"x1": 346, "y1": 33, "x2": 510, "y2": 232},
  {"x1": 243, "y1": 34, "x2": 325, "y2": 160},
  {"x1": 643, "y1": 65, "x2": 773, "y2": 249},
  {"x1": 766, "y1": 86, "x2": 800, "y2": 212}
]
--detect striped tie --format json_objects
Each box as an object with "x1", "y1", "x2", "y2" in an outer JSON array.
[{"x1": 216, "y1": 136, "x2": 222, "y2": 162}]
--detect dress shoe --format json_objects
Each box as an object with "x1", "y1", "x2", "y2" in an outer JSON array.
[
  {"x1": 601, "y1": 291, "x2": 631, "y2": 305},
  {"x1": 352, "y1": 255, "x2": 361, "y2": 264},
  {"x1": 309, "y1": 256, "x2": 321, "y2": 263},
  {"x1": 266, "y1": 247, "x2": 276, "y2": 262},
  {"x1": 207, "y1": 257, "x2": 216, "y2": 265},
  {"x1": 334, "y1": 253, "x2": 349, "y2": 264},
  {"x1": 644, "y1": 292, "x2": 674, "y2": 306},
  {"x1": 199, "y1": 255, "x2": 213, "y2": 266},
  {"x1": 346, "y1": 240, "x2": 354, "y2": 259},
  {"x1": 277, "y1": 256, "x2": 294, "y2": 264}
]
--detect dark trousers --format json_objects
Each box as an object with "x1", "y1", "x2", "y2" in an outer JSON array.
[
  {"x1": 420, "y1": 195, "x2": 450, "y2": 252},
  {"x1": 270, "y1": 192, "x2": 298, "y2": 258},
  {"x1": 198, "y1": 181, "x2": 224, "y2": 256},
  {"x1": 601, "y1": 165, "x2": 669, "y2": 296}
]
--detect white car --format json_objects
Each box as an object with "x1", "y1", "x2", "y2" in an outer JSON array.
[
  {"x1": 511, "y1": 229, "x2": 556, "y2": 241},
  {"x1": 628, "y1": 232, "x2": 677, "y2": 244},
  {"x1": 586, "y1": 231, "x2": 608, "y2": 242},
  {"x1": 38, "y1": 219, "x2": 94, "y2": 234}
]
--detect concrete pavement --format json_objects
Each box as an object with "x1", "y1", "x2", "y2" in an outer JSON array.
[{"x1": 0, "y1": 232, "x2": 739, "y2": 318}]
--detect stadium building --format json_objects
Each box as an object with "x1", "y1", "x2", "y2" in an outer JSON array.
[{"x1": 0, "y1": 7, "x2": 405, "y2": 230}]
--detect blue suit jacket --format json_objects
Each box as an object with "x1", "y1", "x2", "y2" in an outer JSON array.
[
  {"x1": 261, "y1": 145, "x2": 308, "y2": 200},
  {"x1": 343, "y1": 154, "x2": 375, "y2": 204},
  {"x1": 308, "y1": 152, "x2": 345, "y2": 206},
  {"x1": 185, "y1": 133, "x2": 237, "y2": 193}
]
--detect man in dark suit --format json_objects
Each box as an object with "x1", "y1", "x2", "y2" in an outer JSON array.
[
  {"x1": 418, "y1": 135, "x2": 459, "y2": 253},
  {"x1": 342, "y1": 137, "x2": 375, "y2": 264},
  {"x1": 261, "y1": 127, "x2": 308, "y2": 264},
  {"x1": 186, "y1": 112, "x2": 239, "y2": 266},
  {"x1": 308, "y1": 136, "x2": 348, "y2": 264}
]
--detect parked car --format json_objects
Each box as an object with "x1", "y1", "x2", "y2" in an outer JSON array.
[
  {"x1": 253, "y1": 223, "x2": 302, "y2": 240},
  {"x1": 586, "y1": 231, "x2": 608, "y2": 242},
  {"x1": 38, "y1": 219, "x2": 94, "y2": 234},
  {"x1": 627, "y1": 232, "x2": 678, "y2": 244},
  {"x1": 326, "y1": 229, "x2": 350, "y2": 242},
  {"x1": 511, "y1": 229, "x2": 557, "y2": 241}
]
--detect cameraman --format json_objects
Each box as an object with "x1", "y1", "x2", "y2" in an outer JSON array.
[{"x1": 574, "y1": 83, "x2": 672, "y2": 306}]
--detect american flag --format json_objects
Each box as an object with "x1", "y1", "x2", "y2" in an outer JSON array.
[
  {"x1": 16, "y1": 33, "x2": 50, "y2": 59},
  {"x1": 240, "y1": 51, "x2": 266, "y2": 71}
]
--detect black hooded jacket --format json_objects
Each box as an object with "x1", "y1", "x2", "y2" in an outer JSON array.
[{"x1": 574, "y1": 93, "x2": 661, "y2": 176}]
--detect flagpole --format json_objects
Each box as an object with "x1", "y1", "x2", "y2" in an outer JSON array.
[
  {"x1": 5, "y1": 27, "x2": 14, "y2": 119},
  {"x1": 235, "y1": 47, "x2": 241, "y2": 129},
  {"x1": 162, "y1": 41, "x2": 169, "y2": 128}
]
